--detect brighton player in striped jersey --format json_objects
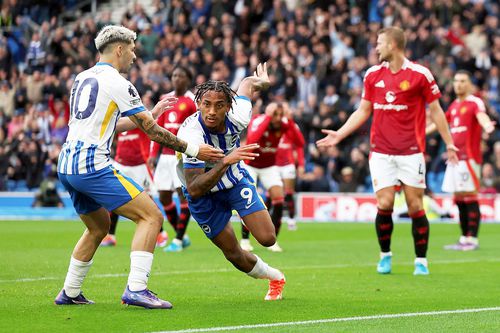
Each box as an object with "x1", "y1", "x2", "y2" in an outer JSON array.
[
  {"x1": 317, "y1": 26, "x2": 458, "y2": 276},
  {"x1": 428, "y1": 70, "x2": 495, "y2": 251},
  {"x1": 54, "y1": 25, "x2": 223, "y2": 309},
  {"x1": 176, "y1": 63, "x2": 286, "y2": 301}
]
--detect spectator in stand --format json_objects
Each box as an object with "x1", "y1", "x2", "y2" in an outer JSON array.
[
  {"x1": 0, "y1": 0, "x2": 499, "y2": 200},
  {"x1": 338, "y1": 167, "x2": 357, "y2": 193}
]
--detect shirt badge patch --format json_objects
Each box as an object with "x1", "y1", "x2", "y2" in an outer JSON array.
[
  {"x1": 460, "y1": 106, "x2": 467, "y2": 114},
  {"x1": 399, "y1": 80, "x2": 410, "y2": 91}
]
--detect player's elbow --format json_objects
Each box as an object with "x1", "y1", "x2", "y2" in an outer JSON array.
[{"x1": 186, "y1": 186, "x2": 202, "y2": 199}]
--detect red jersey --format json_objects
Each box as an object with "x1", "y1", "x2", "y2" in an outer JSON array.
[
  {"x1": 446, "y1": 94, "x2": 486, "y2": 163},
  {"x1": 150, "y1": 91, "x2": 196, "y2": 156},
  {"x1": 276, "y1": 123, "x2": 306, "y2": 167},
  {"x1": 115, "y1": 128, "x2": 150, "y2": 166},
  {"x1": 363, "y1": 58, "x2": 441, "y2": 155},
  {"x1": 245, "y1": 114, "x2": 302, "y2": 168}
]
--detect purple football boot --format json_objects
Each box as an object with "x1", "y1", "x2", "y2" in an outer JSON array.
[
  {"x1": 54, "y1": 289, "x2": 94, "y2": 305},
  {"x1": 121, "y1": 286, "x2": 173, "y2": 309}
]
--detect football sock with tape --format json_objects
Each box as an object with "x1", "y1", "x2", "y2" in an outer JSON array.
[
  {"x1": 375, "y1": 208, "x2": 393, "y2": 252},
  {"x1": 410, "y1": 210, "x2": 429, "y2": 257}
]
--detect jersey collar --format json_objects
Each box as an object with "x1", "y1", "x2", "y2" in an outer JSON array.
[{"x1": 95, "y1": 62, "x2": 114, "y2": 68}]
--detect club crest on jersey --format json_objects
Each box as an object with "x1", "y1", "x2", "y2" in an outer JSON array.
[
  {"x1": 460, "y1": 106, "x2": 467, "y2": 114},
  {"x1": 385, "y1": 91, "x2": 396, "y2": 103},
  {"x1": 399, "y1": 80, "x2": 410, "y2": 91},
  {"x1": 179, "y1": 102, "x2": 186, "y2": 111}
]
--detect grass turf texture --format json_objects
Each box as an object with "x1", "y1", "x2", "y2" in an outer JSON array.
[{"x1": 0, "y1": 220, "x2": 499, "y2": 332}]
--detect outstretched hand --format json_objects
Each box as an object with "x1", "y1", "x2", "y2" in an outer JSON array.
[
  {"x1": 316, "y1": 129, "x2": 342, "y2": 148},
  {"x1": 223, "y1": 144, "x2": 260, "y2": 165},
  {"x1": 197, "y1": 144, "x2": 225, "y2": 162},
  {"x1": 252, "y1": 62, "x2": 270, "y2": 91},
  {"x1": 152, "y1": 96, "x2": 178, "y2": 119}
]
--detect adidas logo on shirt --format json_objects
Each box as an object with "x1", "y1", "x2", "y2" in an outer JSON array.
[{"x1": 375, "y1": 80, "x2": 385, "y2": 88}]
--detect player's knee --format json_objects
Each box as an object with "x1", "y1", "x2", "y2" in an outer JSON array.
[
  {"x1": 151, "y1": 208, "x2": 164, "y2": 228},
  {"x1": 224, "y1": 248, "x2": 245, "y2": 265},
  {"x1": 377, "y1": 198, "x2": 394, "y2": 210},
  {"x1": 257, "y1": 234, "x2": 276, "y2": 247},
  {"x1": 90, "y1": 225, "x2": 109, "y2": 240},
  {"x1": 407, "y1": 202, "x2": 424, "y2": 215}
]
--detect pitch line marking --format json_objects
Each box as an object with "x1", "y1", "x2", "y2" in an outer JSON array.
[
  {"x1": 2, "y1": 258, "x2": 500, "y2": 283},
  {"x1": 151, "y1": 307, "x2": 500, "y2": 333}
]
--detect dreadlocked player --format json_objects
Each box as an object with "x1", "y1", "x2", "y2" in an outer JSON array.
[{"x1": 176, "y1": 63, "x2": 286, "y2": 301}]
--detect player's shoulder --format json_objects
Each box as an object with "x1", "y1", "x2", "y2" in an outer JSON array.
[
  {"x1": 180, "y1": 111, "x2": 200, "y2": 129},
  {"x1": 405, "y1": 60, "x2": 435, "y2": 82},
  {"x1": 184, "y1": 90, "x2": 195, "y2": 101},
  {"x1": 364, "y1": 63, "x2": 387, "y2": 80},
  {"x1": 465, "y1": 94, "x2": 486, "y2": 110}
]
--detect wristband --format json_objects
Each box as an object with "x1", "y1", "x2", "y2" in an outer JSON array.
[{"x1": 185, "y1": 142, "x2": 199, "y2": 157}]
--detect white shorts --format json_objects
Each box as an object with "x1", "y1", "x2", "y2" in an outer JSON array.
[
  {"x1": 369, "y1": 152, "x2": 426, "y2": 192},
  {"x1": 244, "y1": 164, "x2": 283, "y2": 190},
  {"x1": 442, "y1": 160, "x2": 480, "y2": 193},
  {"x1": 278, "y1": 164, "x2": 296, "y2": 180},
  {"x1": 112, "y1": 161, "x2": 155, "y2": 194},
  {"x1": 154, "y1": 154, "x2": 182, "y2": 191}
]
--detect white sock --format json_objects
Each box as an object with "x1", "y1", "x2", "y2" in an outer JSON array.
[
  {"x1": 459, "y1": 235, "x2": 467, "y2": 244},
  {"x1": 63, "y1": 256, "x2": 93, "y2": 298},
  {"x1": 380, "y1": 251, "x2": 392, "y2": 259},
  {"x1": 415, "y1": 257, "x2": 428, "y2": 267},
  {"x1": 247, "y1": 255, "x2": 284, "y2": 280},
  {"x1": 128, "y1": 251, "x2": 153, "y2": 292}
]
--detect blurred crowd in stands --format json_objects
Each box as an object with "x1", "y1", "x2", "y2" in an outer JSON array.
[{"x1": 0, "y1": 0, "x2": 499, "y2": 195}]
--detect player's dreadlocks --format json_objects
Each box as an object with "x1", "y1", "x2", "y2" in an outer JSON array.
[{"x1": 194, "y1": 80, "x2": 237, "y2": 106}]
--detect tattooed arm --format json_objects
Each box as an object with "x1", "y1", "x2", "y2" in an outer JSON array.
[
  {"x1": 129, "y1": 110, "x2": 225, "y2": 161},
  {"x1": 184, "y1": 144, "x2": 260, "y2": 199},
  {"x1": 129, "y1": 110, "x2": 189, "y2": 154},
  {"x1": 116, "y1": 97, "x2": 178, "y2": 133}
]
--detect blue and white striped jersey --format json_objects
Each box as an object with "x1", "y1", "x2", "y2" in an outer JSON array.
[
  {"x1": 176, "y1": 96, "x2": 253, "y2": 193},
  {"x1": 57, "y1": 62, "x2": 146, "y2": 175}
]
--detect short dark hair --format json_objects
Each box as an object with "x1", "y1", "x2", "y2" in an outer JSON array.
[
  {"x1": 455, "y1": 70, "x2": 472, "y2": 81},
  {"x1": 173, "y1": 65, "x2": 193, "y2": 82},
  {"x1": 194, "y1": 80, "x2": 237, "y2": 106}
]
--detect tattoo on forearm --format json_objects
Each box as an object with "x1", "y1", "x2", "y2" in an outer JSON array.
[
  {"x1": 185, "y1": 162, "x2": 229, "y2": 197},
  {"x1": 131, "y1": 114, "x2": 187, "y2": 153}
]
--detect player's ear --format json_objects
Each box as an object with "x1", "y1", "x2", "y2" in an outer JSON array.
[{"x1": 115, "y1": 43, "x2": 122, "y2": 57}]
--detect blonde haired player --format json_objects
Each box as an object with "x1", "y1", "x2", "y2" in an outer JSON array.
[
  {"x1": 317, "y1": 26, "x2": 458, "y2": 275},
  {"x1": 55, "y1": 25, "x2": 223, "y2": 309}
]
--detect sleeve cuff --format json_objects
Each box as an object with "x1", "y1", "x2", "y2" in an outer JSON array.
[
  {"x1": 235, "y1": 96, "x2": 251, "y2": 102},
  {"x1": 184, "y1": 162, "x2": 205, "y2": 169},
  {"x1": 122, "y1": 106, "x2": 146, "y2": 117}
]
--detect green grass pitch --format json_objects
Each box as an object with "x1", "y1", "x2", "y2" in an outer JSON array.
[{"x1": 1, "y1": 220, "x2": 499, "y2": 332}]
